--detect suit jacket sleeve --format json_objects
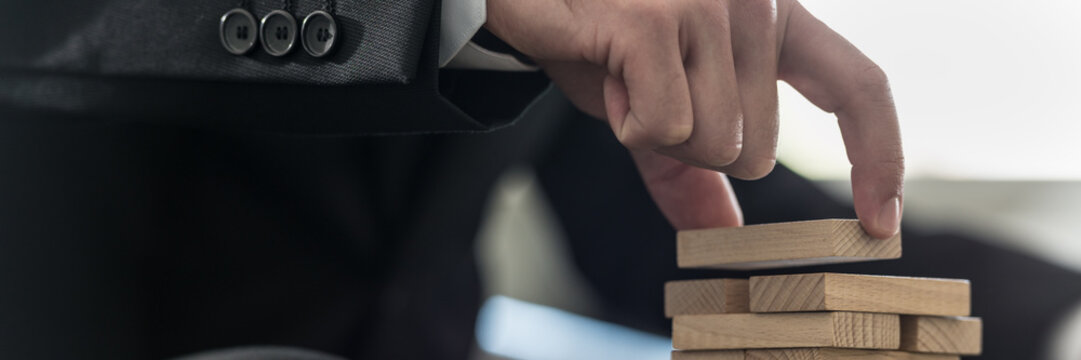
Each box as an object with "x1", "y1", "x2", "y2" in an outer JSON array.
[{"x1": 0, "y1": 0, "x2": 550, "y2": 135}]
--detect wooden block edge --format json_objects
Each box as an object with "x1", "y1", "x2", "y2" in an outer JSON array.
[
  {"x1": 900, "y1": 315, "x2": 982, "y2": 355},
  {"x1": 671, "y1": 350, "x2": 745, "y2": 360},
  {"x1": 746, "y1": 348, "x2": 961, "y2": 360},
  {"x1": 665, "y1": 278, "x2": 750, "y2": 318}
]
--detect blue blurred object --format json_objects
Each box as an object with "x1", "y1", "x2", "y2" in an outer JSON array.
[{"x1": 476, "y1": 295, "x2": 672, "y2": 360}]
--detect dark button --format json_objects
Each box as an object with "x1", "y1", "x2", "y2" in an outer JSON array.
[
  {"x1": 220, "y1": 9, "x2": 258, "y2": 55},
  {"x1": 260, "y1": 10, "x2": 298, "y2": 57},
  {"x1": 301, "y1": 11, "x2": 339, "y2": 58}
]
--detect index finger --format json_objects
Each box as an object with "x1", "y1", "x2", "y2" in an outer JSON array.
[{"x1": 777, "y1": 1, "x2": 905, "y2": 239}]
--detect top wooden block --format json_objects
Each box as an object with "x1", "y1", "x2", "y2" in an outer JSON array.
[{"x1": 677, "y1": 219, "x2": 901, "y2": 270}]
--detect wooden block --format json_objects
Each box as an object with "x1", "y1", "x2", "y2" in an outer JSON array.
[
  {"x1": 745, "y1": 348, "x2": 960, "y2": 360},
  {"x1": 900, "y1": 316, "x2": 982, "y2": 355},
  {"x1": 677, "y1": 219, "x2": 901, "y2": 270},
  {"x1": 665, "y1": 279, "x2": 749, "y2": 318},
  {"x1": 749, "y1": 273, "x2": 970, "y2": 316},
  {"x1": 672, "y1": 350, "x2": 745, "y2": 360},
  {"x1": 672, "y1": 312, "x2": 899, "y2": 350}
]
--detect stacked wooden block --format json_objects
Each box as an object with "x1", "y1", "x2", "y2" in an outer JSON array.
[{"x1": 667, "y1": 219, "x2": 982, "y2": 359}]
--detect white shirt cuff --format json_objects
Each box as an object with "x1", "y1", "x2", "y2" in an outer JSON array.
[
  {"x1": 445, "y1": 42, "x2": 538, "y2": 71},
  {"x1": 438, "y1": 0, "x2": 536, "y2": 71}
]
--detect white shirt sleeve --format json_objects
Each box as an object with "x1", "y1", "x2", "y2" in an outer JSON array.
[{"x1": 438, "y1": 0, "x2": 537, "y2": 71}]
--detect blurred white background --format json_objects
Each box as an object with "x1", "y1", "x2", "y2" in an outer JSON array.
[
  {"x1": 779, "y1": 0, "x2": 1081, "y2": 180},
  {"x1": 781, "y1": 0, "x2": 1081, "y2": 279},
  {"x1": 473, "y1": 1, "x2": 1081, "y2": 359}
]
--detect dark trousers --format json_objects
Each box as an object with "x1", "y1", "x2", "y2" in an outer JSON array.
[{"x1": 1, "y1": 90, "x2": 1078, "y2": 360}]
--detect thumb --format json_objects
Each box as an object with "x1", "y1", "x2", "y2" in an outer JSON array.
[{"x1": 631, "y1": 150, "x2": 743, "y2": 230}]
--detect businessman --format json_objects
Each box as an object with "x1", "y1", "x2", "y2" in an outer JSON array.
[{"x1": 0, "y1": 0, "x2": 921, "y2": 359}]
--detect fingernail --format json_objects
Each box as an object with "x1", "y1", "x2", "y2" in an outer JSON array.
[{"x1": 876, "y1": 196, "x2": 901, "y2": 237}]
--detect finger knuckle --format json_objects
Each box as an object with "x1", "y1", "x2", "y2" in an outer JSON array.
[
  {"x1": 689, "y1": 112, "x2": 745, "y2": 167},
  {"x1": 730, "y1": 156, "x2": 777, "y2": 180},
  {"x1": 855, "y1": 63, "x2": 891, "y2": 95},
  {"x1": 701, "y1": 139, "x2": 743, "y2": 168},
  {"x1": 867, "y1": 145, "x2": 906, "y2": 171},
  {"x1": 656, "y1": 121, "x2": 694, "y2": 146},
  {"x1": 883, "y1": 153, "x2": 906, "y2": 177},
  {"x1": 625, "y1": 0, "x2": 677, "y2": 28},
  {"x1": 692, "y1": 0, "x2": 728, "y2": 21},
  {"x1": 616, "y1": 119, "x2": 693, "y2": 149},
  {"x1": 615, "y1": 126, "x2": 651, "y2": 149},
  {"x1": 736, "y1": 0, "x2": 777, "y2": 23}
]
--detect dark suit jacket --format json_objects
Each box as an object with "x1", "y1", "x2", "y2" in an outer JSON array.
[
  {"x1": 0, "y1": 0, "x2": 549, "y2": 134},
  {"x1": 0, "y1": 2, "x2": 552, "y2": 360}
]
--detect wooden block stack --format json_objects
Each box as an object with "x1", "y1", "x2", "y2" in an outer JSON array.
[{"x1": 667, "y1": 219, "x2": 982, "y2": 359}]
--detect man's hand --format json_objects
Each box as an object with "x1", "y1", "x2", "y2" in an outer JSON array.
[{"x1": 486, "y1": 0, "x2": 904, "y2": 238}]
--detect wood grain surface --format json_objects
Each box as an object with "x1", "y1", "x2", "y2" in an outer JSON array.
[
  {"x1": 672, "y1": 312, "x2": 900, "y2": 350},
  {"x1": 666, "y1": 279, "x2": 749, "y2": 318},
  {"x1": 900, "y1": 316, "x2": 982, "y2": 355},
  {"x1": 672, "y1": 350, "x2": 745, "y2": 360},
  {"x1": 677, "y1": 219, "x2": 901, "y2": 270},
  {"x1": 749, "y1": 273, "x2": 970, "y2": 316},
  {"x1": 745, "y1": 348, "x2": 960, "y2": 360}
]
